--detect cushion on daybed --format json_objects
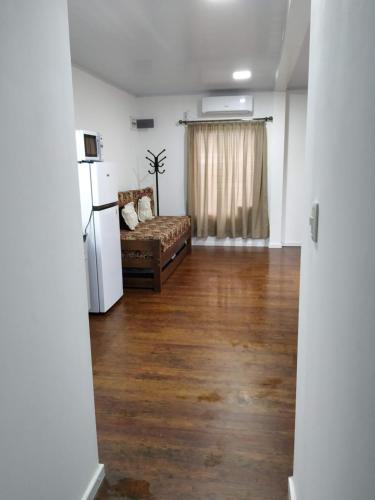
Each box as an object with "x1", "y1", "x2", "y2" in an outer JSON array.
[
  {"x1": 121, "y1": 202, "x2": 139, "y2": 230},
  {"x1": 120, "y1": 216, "x2": 191, "y2": 253},
  {"x1": 138, "y1": 196, "x2": 154, "y2": 222},
  {"x1": 118, "y1": 187, "x2": 155, "y2": 230}
]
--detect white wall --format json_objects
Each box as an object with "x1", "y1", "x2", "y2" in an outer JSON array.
[
  {"x1": 283, "y1": 91, "x2": 308, "y2": 245},
  {"x1": 72, "y1": 66, "x2": 140, "y2": 190},
  {"x1": 292, "y1": 1, "x2": 375, "y2": 499},
  {"x1": 0, "y1": 2, "x2": 100, "y2": 499},
  {"x1": 137, "y1": 92, "x2": 287, "y2": 247}
]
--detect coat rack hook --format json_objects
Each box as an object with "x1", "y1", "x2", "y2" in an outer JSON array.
[{"x1": 146, "y1": 148, "x2": 167, "y2": 216}]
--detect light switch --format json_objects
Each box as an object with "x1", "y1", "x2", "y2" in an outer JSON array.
[{"x1": 309, "y1": 202, "x2": 319, "y2": 242}]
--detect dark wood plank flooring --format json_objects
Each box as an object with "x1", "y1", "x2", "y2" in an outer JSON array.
[{"x1": 91, "y1": 247, "x2": 300, "y2": 500}]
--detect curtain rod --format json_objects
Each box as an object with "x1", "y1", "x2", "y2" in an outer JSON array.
[{"x1": 178, "y1": 116, "x2": 273, "y2": 125}]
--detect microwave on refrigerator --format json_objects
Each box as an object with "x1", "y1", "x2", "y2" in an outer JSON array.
[{"x1": 76, "y1": 129, "x2": 104, "y2": 163}]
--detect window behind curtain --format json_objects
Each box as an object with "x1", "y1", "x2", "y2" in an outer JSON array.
[{"x1": 187, "y1": 121, "x2": 269, "y2": 239}]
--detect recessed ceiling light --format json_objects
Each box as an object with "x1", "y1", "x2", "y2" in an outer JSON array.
[
  {"x1": 233, "y1": 70, "x2": 252, "y2": 81},
  {"x1": 239, "y1": 98, "x2": 246, "y2": 103}
]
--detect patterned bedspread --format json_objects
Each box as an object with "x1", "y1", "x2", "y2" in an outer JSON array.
[{"x1": 121, "y1": 216, "x2": 191, "y2": 253}]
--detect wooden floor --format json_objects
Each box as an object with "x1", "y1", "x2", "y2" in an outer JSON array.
[{"x1": 91, "y1": 247, "x2": 300, "y2": 500}]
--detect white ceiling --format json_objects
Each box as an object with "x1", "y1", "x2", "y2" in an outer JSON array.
[{"x1": 67, "y1": 0, "x2": 289, "y2": 97}]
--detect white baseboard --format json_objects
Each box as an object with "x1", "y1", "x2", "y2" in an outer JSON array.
[
  {"x1": 269, "y1": 242, "x2": 283, "y2": 248},
  {"x1": 288, "y1": 477, "x2": 297, "y2": 500},
  {"x1": 192, "y1": 237, "x2": 287, "y2": 249},
  {"x1": 283, "y1": 241, "x2": 302, "y2": 247},
  {"x1": 81, "y1": 464, "x2": 105, "y2": 500},
  {"x1": 193, "y1": 237, "x2": 268, "y2": 247}
]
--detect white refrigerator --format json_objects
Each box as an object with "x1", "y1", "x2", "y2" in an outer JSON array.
[{"x1": 77, "y1": 162, "x2": 123, "y2": 313}]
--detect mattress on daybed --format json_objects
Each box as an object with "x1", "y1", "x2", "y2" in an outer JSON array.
[{"x1": 120, "y1": 216, "x2": 190, "y2": 253}]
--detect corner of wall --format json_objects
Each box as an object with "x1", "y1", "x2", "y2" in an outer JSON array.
[{"x1": 268, "y1": 91, "x2": 287, "y2": 246}]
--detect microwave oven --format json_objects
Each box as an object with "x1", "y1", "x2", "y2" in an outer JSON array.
[{"x1": 76, "y1": 130, "x2": 104, "y2": 163}]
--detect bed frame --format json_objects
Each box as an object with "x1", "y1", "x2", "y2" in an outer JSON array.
[{"x1": 118, "y1": 189, "x2": 192, "y2": 292}]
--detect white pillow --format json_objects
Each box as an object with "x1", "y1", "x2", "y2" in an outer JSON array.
[
  {"x1": 121, "y1": 202, "x2": 139, "y2": 231},
  {"x1": 138, "y1": 195, "x2": 154, "y2": 222}
]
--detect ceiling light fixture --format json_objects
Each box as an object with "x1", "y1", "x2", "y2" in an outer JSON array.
[{"x1": 233, "y1": 70, "x2": 252, "y2": 80}]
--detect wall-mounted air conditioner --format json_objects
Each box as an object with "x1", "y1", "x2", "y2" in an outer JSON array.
[{"x1": 202, "y1": 95, "x2": 253, "y2": 114}]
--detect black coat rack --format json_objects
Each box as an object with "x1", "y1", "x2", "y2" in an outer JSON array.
[{"x1": 146, "y1": 149, "x2": 166, "y2": 216}]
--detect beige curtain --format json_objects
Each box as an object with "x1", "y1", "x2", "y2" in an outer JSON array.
[{"x1": 187, "y1": 121, "x2": 269, "y2": 239}]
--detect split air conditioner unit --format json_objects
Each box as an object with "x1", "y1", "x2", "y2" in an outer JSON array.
[{"x1": 202, "y1": 95, "x2": 253, "y2": 114}]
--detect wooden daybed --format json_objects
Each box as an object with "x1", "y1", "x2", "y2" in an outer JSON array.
[{"x1": 118, "y1": 188, "x2": 192, "y2": 291}]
